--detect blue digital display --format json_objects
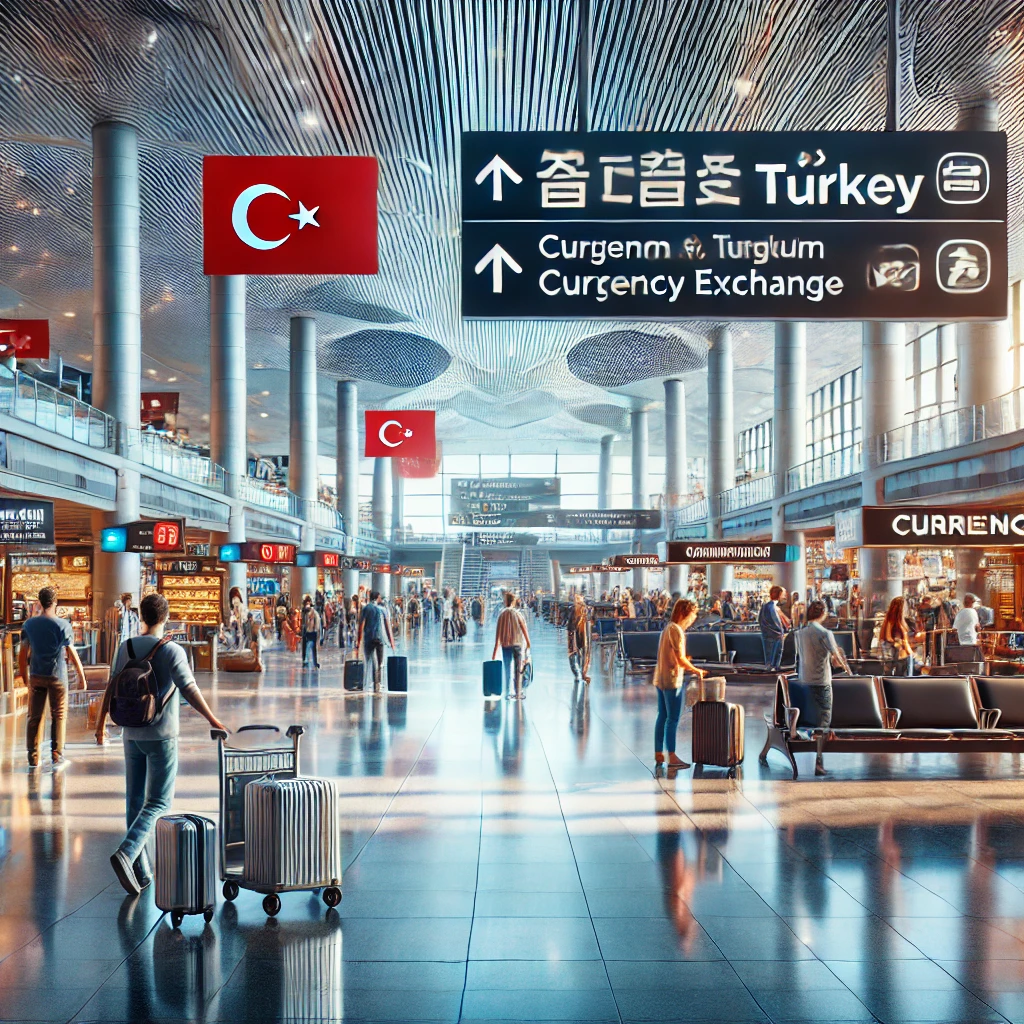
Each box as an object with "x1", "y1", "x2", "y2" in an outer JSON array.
[
  {"x1": 295, "y1": 551, "x2": 315, "y2": 568},
  {"x1": 100, "y1": 527, "x2": 127, "y2": 552},
  {"x1": 219, "y1": 543, "x2": 241, "y2": 563}
]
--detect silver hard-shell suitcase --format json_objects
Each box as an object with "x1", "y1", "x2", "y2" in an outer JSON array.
[
  {"x1": 243, "y1": 776, "x2": 342, "y2": 898},
  {"x1": 155, "y1": 813, "x2": 217, "y2": 927}
]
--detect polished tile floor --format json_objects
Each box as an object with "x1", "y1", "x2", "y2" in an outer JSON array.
[{"x1": 3, "y1": 616, "x2": 1024, "y2": 1022}]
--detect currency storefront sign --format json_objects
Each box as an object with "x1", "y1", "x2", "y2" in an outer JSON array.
[
  {"x1": 862, "y1": 505, "x2": 1024, "y2": 547},
  {"x1": 612, "y1": 553, "x2": 662, "y2": 568},
  {"x1": 462, "y1": 131, "x2": 1007, "y2": 320},
  {"x1": 667, "y1": 541, "x2": 800, "y2": 563}
]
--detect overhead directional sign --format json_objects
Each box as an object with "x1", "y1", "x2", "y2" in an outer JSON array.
[
  {"x1": 450, "y1": 509, "x2": 661, "y2": 530},
  {"x1": 451, "y1": 477, "x2": 560, "y2": 511},
  {"x1": 462, "y1": 131, "x2": 1007, "y2": 320}
]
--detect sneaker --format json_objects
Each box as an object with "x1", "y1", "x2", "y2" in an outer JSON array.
[
  {"x1": 110, "y1": 850, "x2": 142, "y2": 896},
  {"x1": 27, "y1": 756, "x2": 40, "y2": 771},
  {"x1": 51, "y1": 753, "x2": 71, "y2": 770},
  {"x1": 655, "y1": 752, "x2": 665, "y2": 765},
  {"x1": 134, "y1": 852, "x2": 153, "y2": 889}
]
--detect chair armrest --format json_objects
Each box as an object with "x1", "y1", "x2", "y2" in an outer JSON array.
[
  {"x1": 785, "y1": 705, "x2": 800, "y2": 739},
  {"x1": 979, "y1": 708, "x2": 1003, "y2": 730},
  {"x1": 882, "y1": 707, "x2": 901, "y2": 728}
]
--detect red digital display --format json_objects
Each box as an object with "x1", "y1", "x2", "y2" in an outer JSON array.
[
  {"x1": 318, "y1": 552, "x2": 340, "y2": 568},
  {"x1": 152, "y1": 521, "x2": 181, "y2": 552},
  {"x1": 240, "y1": 542, "x2": 296, "y2": 564}
]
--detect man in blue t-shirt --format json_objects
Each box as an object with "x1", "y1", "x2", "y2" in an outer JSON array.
[
  {"x1": 20, "y1": 586, "x2": 87, "y2": 769},
  {"x1": 758, "y1": 584, "x2": 791, "y2": 671},
  {"x1": 356, "y1": 591, "x2": 395, "y2": 692}
]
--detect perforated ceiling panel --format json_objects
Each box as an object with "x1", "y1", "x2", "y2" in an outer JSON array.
[{"x1": 0, "y1": 0, "x2": 1020, "y2": 455}]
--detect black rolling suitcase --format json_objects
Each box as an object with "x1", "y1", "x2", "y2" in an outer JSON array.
[
  {"x1": 343, "y1": 659, "x2": 364, "y2": 691},
  {"x1": 691, "y1": 699, "x2": 745, "y2": 770},
  {"x1": 483, "y1": 660, "x2": 502, "y2": 697},
  {"x1": 387, "y1": 655, "x2": 408, "y2": 692}
]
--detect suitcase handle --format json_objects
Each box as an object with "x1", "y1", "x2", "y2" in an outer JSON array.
[
  {"x1": 210, "y1": 729, "x2": 228, "y2": 741},
  {"x1": 236, "y1": 724, "x2": 281, "y2": 734}
]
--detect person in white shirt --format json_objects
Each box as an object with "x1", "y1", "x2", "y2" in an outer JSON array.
[{"x1": 953, "y1": 593, "x2": 980, "y2": 645}]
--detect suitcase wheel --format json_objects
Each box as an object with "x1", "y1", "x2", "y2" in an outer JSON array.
[
  {"x1": 170, "y1": 911, "x2": 184, "y2": 929},
  {"x1": 323, "y1": 886, "x2": 342, "y2": 908},
  {"x1": 223, "y1": 880, "x2": 239, "y2": 901},
  {"x1": 262, "y1": 893, "x2": 281, "y2": 917}
]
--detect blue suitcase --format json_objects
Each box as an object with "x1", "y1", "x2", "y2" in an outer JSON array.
[
  {"x1": 387, "y1": 655, "x2": 408, "y2": 692},
  {"x1": 483, "y1": 660, "x2": 502, "y2": 697}
]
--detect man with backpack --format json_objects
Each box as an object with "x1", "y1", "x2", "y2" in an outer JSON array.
[
  {"x1": 95, "y1": 592, "x2": 227, "y2": 897},
  {"x1": 21, "y1": 585, "x2": 87, "y2": 769}
]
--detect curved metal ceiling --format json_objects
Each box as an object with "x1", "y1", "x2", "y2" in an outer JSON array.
[{"x1": 0, "y1": 0, "x2": 1020, "y2": 456}]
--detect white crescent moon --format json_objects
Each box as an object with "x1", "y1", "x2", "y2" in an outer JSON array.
[
  {"x1": 379, "y1": 419, "x2": 404, "y2": 448},
  {"x1": 231, "y1": 183, "x2": 291, "y2": 250}
]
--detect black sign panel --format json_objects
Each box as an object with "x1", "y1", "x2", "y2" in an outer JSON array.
[
  {"x1": 862, "y1": 505, "x2": 1024, "y2": 547},
  {"x1": 450, "y1": 509, "x2": 661, "y2": 530},
  {"x1": 126, "y1": 519, "x2": 185, "y2": 554},
  {"x1": 0, "y1": 497, "x2": 54, "y2": 545},
  {"x1": 566, "y1": 564, "x2": 630, "y2": 574},
  {"x1": 451, "y1": 478, "x2": 560, "y2": 511},
  {"x1": 462, "y1": 131, "x2": 1007, "y2": 320},
  {"x1": 667, "y1": 541, "x2": 799, "y2": 564},
  {"x1": 156, "y1": 559, "x2": 202, "y2": 575},
  {"x1": 612, "y1": 553, "x2": 662, "y2": 567}
]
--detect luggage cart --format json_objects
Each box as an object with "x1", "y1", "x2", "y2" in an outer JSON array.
[{"x1": 211, "y1": 723, "x2": 342, "y2": 916}]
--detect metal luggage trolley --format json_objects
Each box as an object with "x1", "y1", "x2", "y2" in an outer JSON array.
[{"x1": 211, "y1": 723, "x2": 342, "y2": 916}]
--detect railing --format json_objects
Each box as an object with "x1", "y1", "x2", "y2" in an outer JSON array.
[
  {"x1": 129, "y1": 432, "x2": 225, "y2": 491},
  {"x1": 717, "y1": 475, "x2": 776, "y2": 515},
  {"x1": 870, "y1": 387, "x2": 1024, "y2": 467},
  {"x1": 312, "y1": 501, "x2": 345, "y2": 532},
  {"x1": 673, "y1": 498, "x2": 709, "y2": 525},
  {"x1": 238, "y1": 476, "x2": 302, "y2": 518},
  {"x1": 786, "y1": 443, "x2": 862, "y2": 493},
  {"x1": 0, "y1": 367, "x2": 113, "y2": 449}
]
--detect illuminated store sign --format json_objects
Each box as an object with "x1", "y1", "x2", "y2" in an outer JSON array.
[
  {"x1": 666, "y1": 541, "x2": 799, "y2": 563},
  {"x1": 462, "y1": 131, "x2": 1007, "y2": 320},
  {"x1": 0, "y1": 498, "x2": 54, "y2": 545},
  {"x1": 102, "y1": 519, "x2": 185, "y2": 554},
  {"x1": 612, "y1": 553, "x2": 661, "y2": 567},
  {"x1": 862, "y1": 505, "x2": 1024, "y2": 547},
  {"x1": 219, "y1": 542, "x2": 296, "y2": 564}
]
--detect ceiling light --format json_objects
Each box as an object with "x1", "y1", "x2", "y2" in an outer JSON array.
[
  {"x1": 167, "y1": 376, "x2": 177, "y2": 383},
  {"x1": 146, "y1": 368, "x2": 157, "y2": 376},
  {"x1": 8, "y1": 245, "x2": 17, "y2": 252},
  {"x1": 66, "y1": 187, "x2": 74, "y2": 195},
  {"x1": 253, "y1": 362, "x2": 264, "y2": 369},
  {"x1": 260, "y1": 412, "x2": 269, "y2": 418},
  {"x1": 31, "y1": 208, "x2": 39, "y2": 216},
  {"x1": 201, "y1": 414, "x2": 210, "y2": 422},
  {"x1": 146, "y1": 29, "x2": 158, "y2": 45},
  {"x1": 301, "y1": 111, "x2": 319, "y2": 129},
  {"x1": 63, "y1": 311, "x2": 75, "y2": 318},
  {"x1": 261, "y1": 390, "x2": 270, "y2": 396}
]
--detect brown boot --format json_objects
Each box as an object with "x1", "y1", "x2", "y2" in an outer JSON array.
[{"x1": 667, "y1": 754, "x2": 690, "y2": 769}]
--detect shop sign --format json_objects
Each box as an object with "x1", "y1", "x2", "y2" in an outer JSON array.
[
  {"x1": 187, "y1": 543, "x2": 210, "y2": 557},
  {"x1": 862, "y1": 504, "x2": 1024, "y2": 547},
  {"x1": 156, "y1": 559, "x2": 202, "y2": 575},
  {"x1": 0, "y1": 498, "x2": 54, "y2": 545},
  {"x1": 834, "y1": 508, "x2": 862, "y2": 548},
  {"x1": 612, "y1": 553, "x2": 661, "y2": 567},
  {"x1": 0, "y1": 319, "x2": 49, "y2": 359},
  {"x1": 462, "y1": 130, "x2": 1007, "y2": 320},
  {"x1": 246, "y1": 563, "x2": 281, "y2": 577},
  {"x1": 403, "y1": 566, "x2": 425, "y2": 576},
  {"x1": 141, "y1": 392, "x2": 179, "y2": 425},
  {"x1": 203, "y1": 155, "x2": 378, "y2": 276},
  {"x1": 364, "y1": 410, "x2": 436, "y2": 459},
  {"x1": 666, "y1": 541, "x2": 800, "y2": 563},
  {"x1": 219, "y1": 542, "x2": 296, "y2": 564},
  {"x1": 350, "y1": 557, "x2": 372, "y2": 572},
  {"x1": 103, "y1": 519, "x2": 185, "y2": 554},
  {"x1": 10, "y1": 551, "x2": 56, "y2": 570},
  {"x1": 248, "y1": 577, "x2": 280, "y2": 596},
  {"x1": 450, "y1": 509, "x2": 661, "y2": 530},
  {"x1": 566, "y1": 564, "x2": 630, "y2": 574},
  {"x1": 60, "y1": 555, "x2": 91, "y2": 572},
  {"x1": 371, "y1": 563, "x2": 391, "y2": 573}
]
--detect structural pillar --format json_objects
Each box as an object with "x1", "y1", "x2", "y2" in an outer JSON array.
[
  {"x1": 91, "y1": 120, "x2": 142, "y2": 622},
  {"x1": 631, "y1": 408, "x2": 649, "y2": 592},
  {"x1": 336, "y1": 381, "x2": 360, "y2": 599},
  {"x1": 861, "y1": 322, "x2": 906, "y2": 638},
  {"x1": 391, "y1": 470, "x2": 404, "y2": 592},
  {"x1": 288, "y1": 316, "x2": 318, "y2": 600},
  {"x1": 209, "y1": 275, "x2": 248, "y2": 610},
  {"x1": 372, "y1": 457, "x2": 391, "y2": 598},
  {"x1": 598, "y1": 434, "x2": 613, "y2": 594},
  {"x1": 707, "y1": 326, "x2": 734, "y2": 595},
  {"x1": 773, "y1": 323, "x2": 806, "y2": 600},
  {"x1": 551, "y1": 558, "x2": 562, "y2": 599},
  {"x1": 663, "y1": 379, "x2": 688, "y2": 596}
]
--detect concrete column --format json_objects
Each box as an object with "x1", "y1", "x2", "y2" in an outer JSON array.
[
  {"x1": 91, "y1": 120, "x2": 141, "y2": 620},
  {"x1": 861, "y1": 322, "x2": 906, "y2": 632},
  {"x1": 372, "y1": 457, "x2": 391, "y2": 598},
  {"x1": 336, "y1": 380, "x2": 360, "y2": 598},
  {"x1": 956, "y1": 97, "x2": 1009, "y2": 413},
  {"x1": 663, "y1": 379, "x2": 688, "y2": 595},
  {"x1": 707, "y1": 326, "x2": 734, "y2": 594},
  {"x1": 288, "y1": 316, "x2": 318, "y2": 599},
  {"x1": 392, "y1": 470, "x2": 404, "y2": 544},
  {"x1": 598, "y1": 434, "x2": 613, "y2": 593},
  {"x1": 630, "y1": 408, "x2": 649, "y2": 592},
  {"x1": 773, "y1": 323, "x2": 806, "y2": 599},
  {"x1": 210, "y1": 275, "x2": 248, "y2": 605},
  {"x1": 551, "y1": 558, "x2": 562, "y2": 599}
]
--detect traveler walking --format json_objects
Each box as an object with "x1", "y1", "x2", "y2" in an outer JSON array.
[
  {"x1": 880, "y1": 596, "x2": 918, "y2": 676},
  {"x1": 301, "y1": 597, "x2": 321, "y2": 669},
  {"x1": 442, "y1": 590, "x2": 456, "y2": 642},
  {"x1": 567, "y1": 593, "x2": 591, "y2": 684},
  {"x1": 95, "y1": 592, "x2": 228, "y2": 896},
  {"x1": 492, "y1": 591, "x2": 531, "y2": 700},
  {"x1": 793, "y1": 600, "x2": 851, "y2": 776},
  {"x1": 22, "y1": 586, "x2": 87, "y2": 769},
  {"x1": 653, "y1": 598, "x2": 703, "y2": 769},
  {"x1": 357, "y1": 591, "x2": 396, "y2": 693},
  {"x1": 758, "y1": 585, "x2": 791, "y2": 671},
  {"x1": 954, "y1": 594, "x2": 981, "y2": 645}
]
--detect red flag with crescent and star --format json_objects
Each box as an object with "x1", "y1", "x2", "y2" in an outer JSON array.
[
  {"x1": 202, "y1": 156, "x2": 378, "y2": 275},
  {"x1": 0, "y1": 319, "x2": 49, "y2": 359},
  {"x1": 365, "y1": 410, "x2": 436, "y2": 459}
]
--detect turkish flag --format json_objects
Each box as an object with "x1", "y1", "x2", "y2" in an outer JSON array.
[
  {"x1": 365, "y1": 410, "x2": 436, "y2": 459},
  {"x1": 397, "y1": 440, "x2": 442, "y2": 478},
  {"x1": 0, "y1": 319, "x2": 49, "y2": 359},
  {"x1": 203, "y1": 156, "x2": 378, "y2": 276}
]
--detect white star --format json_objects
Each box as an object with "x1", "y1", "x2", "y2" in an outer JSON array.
[{"x1": 289, "y1": 201, "x2": 320, "y2": 229}]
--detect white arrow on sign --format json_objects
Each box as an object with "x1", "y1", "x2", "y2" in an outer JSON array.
[
  {"x1": 474, "y1": 244, "x2": 522, "y2": 293},
  {"x1": 474, "y1": 155, "x2": 523, "y2": 201}
]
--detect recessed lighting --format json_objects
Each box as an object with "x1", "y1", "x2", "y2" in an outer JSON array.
[
  {"x1": 146, "y1": 368, "x2": 157, "y2": 376},
  {"x1": 31, "y1": 208, "x2": 39, "y2": 216},
  {"x1": 201, "y1": 413, "x2": 210, "y2": 422},
  {"x1": 146, "y1": 29, "x2": 158, "y2": 44},
  {"x1": 167, "y1": 376, "x2": 177, "y2": 383},
  {"x1": 301, "y1": 111, "x2": 319, "y2": 129},
  {"x1": 8, "y1": 245, "x2": 17, "y2": 252},
  {"x1": 253, "y1": 363, "x2": 264, "y2": 369},
  {"x1": 261, "y1": 390, "x2": 270, "y2": 396},
  {"x1": 260, "y1": 412, "x2": 269, "y2": 418},
  {"x1": 63, "y1": 311, "x2": 75, "y2": 318},
  {"x1": 66, "y1": 187, "x2": 74, "y2": 195}
]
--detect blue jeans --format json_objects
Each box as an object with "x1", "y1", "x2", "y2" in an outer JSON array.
[
  {"x1": 120, "y1": 737, "x2": 178, "y2": 864},
  {"x1": 654, "y1": 687, "x2": 684, "y2": 755},
  {"x1": 501, "y1": 645, "x2": 523, "y2": 697},
  {"x1": 763, "y1": 637, "x2": 784, "y2": 670}
]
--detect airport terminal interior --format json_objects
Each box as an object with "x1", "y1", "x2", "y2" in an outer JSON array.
[{"x1": 3, "y1": 1, "x2": 1024, "y2": 1022}]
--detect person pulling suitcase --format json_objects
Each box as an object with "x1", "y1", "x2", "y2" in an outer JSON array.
[
  {"x1": 95, "y1": 593, "x2": 228, "y2": 897},
  {"x1": 356, "y1": 591, "x2": 396, "y2": 694}
]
